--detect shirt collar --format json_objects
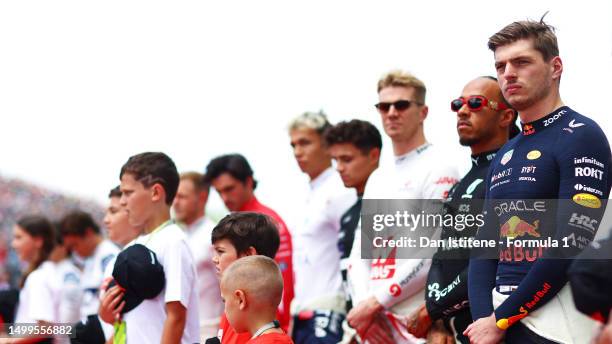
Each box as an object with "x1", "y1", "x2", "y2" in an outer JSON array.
[
  {"x1": 239, "y1": 196, "x2": 261, "y2": 212},
  {"x1": 471, "y1": 149, "x2": 499, "y2": 167},
  {"x1": 395, "y1": 142, "x2": 432, "y2": 164},
  {"x1": 521, "y1": 106, "x2": 570, "y2": 136},
  {"x1": 309, "y1": 167, "x2": 335, "y2": 190}
]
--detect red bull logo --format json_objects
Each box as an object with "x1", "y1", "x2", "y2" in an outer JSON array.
[
  {"x1": 500, "y1": 216, "x2": 540, "y2": 238},
  {"x1": 496, "y1": 282, "x2": 551, "y2": 330}
]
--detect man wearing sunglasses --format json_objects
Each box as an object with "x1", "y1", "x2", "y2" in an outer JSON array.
[
  {"x1": 403, "y1": 76, "x2": 518, "y2": 344},
  {"x1": 346, "y1": 70, "x2": 459, "y2": 344},
  {"x1": 466, "y1": 18, "x2": 612, "y2": 344}
]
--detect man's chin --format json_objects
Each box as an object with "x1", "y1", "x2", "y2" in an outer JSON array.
[{"x1": 459, "y1": 136, "x2": 478, "y2": 147}]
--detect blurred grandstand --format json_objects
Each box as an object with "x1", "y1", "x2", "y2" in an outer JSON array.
[{"x1": 0, "y1": 174, "x2": 104, "y2": 289}]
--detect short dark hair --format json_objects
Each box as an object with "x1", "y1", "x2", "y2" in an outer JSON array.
[
  {"x1": 52, "y1": 221, "x2": 64, "y2": 245},
  {"x1": 59, "y1": 210, "x2": 100, "y2": 237},
  {"x1": 204, "y1": 154, "x2": 257, "y2": 190},
  {"x1": 180, "y1": 171, "x2": 210, "y2": 193},
  {"x1": 119, "y1": 152, "x2": 179, "y2": 205},
  {"x1": 108, "y1": 186, "x2": 122, "y2": 198},
  {"x1": 211, "y1": 212, "x2": 280, "y2": 259},
  {"x1": 488, "y1": 15, "x2": 558, "y2": 61},
  {"x1": 324, "y1": 119, "x2": 382, "y2": 155}
]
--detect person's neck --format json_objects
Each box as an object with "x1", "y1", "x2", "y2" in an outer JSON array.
[
  {"x1": 392, "y1": 131, "x2": 426, "y2": 157},
  {"x1": 470, "y1": 137, "x2": 506, "y2": 156},
  {"x1": 308, "y1": 162, "x2": 331, "y2": 181},
  {"x1": 248, "y1": 317, "x2": 281, "y2": 338},
  {"x1": 143, "y1": 209, "x2": 171, "y2": 234},
  {"x1": 185, "y1": 210, "x2": 205, "y2": 227},
  {"x1": 519, "y1": 93, "x2": 564, "y2": 124}
]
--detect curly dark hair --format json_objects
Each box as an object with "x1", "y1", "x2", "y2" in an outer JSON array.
[{"x1": 323, "y1": 119, "x2": 382, "y2": 154}]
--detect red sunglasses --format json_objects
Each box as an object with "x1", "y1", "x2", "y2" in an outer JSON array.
[{"x1": 451, "y1": 96, "x2": 508, "y2": 112}]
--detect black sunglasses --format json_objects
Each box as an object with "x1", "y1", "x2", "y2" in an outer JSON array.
[{"x1": 374, "y1": 100, "x2": 420, "y2": 113}]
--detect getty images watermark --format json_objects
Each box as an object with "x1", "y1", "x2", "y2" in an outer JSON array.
[{"x1": 360, "y1": 199, "x2": 611, "y2": 260}]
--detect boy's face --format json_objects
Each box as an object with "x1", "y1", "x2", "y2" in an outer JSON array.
[
  {"x1": 62, "y1": 234, "x2": 92, "y2": 258},
  {"x1": 120, "y1": 173, "x2": 154, "y2": 228},
  {"x1": 212, "y1": 238, "x2": 240, "y2": 277},
  {"x1": 104, "y1": 196, "x2": 134, "y2": 246},
  {"x1": 220, "y1": 280, "x2": 248, "y2": 333}
]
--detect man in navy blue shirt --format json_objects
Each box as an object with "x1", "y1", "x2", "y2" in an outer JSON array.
[{"x1": 465, "y1": 18, "x2": 612, "y2": 344}]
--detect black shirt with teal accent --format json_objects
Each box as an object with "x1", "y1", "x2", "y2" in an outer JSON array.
[
  {"x1": 426, "y1": 149, "x2": 497, "y2": 320},
  {"x1": 468, "y1": 106, "x2": 612, "y2": 327},
  {"x1": 426, "y1": 149, "x2": 497, "y2": 340}
]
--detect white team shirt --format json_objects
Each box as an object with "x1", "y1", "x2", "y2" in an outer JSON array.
[
  {"x1": 183, "y1": 216, "x2": 223, "y2": 338},
  {"x1": 293, "y1": 167, "x2": 356, "y2": 310},
  {"x1": 78, "y1": 239, "x2": 119, "y2": 319},
  {"x1": 348, "y1": 143, "x2": 458, "y2": 343},
  {"x1": 15, "y1": 261, "x2": 57, "y2": 324},
  {"x1": 123, "y1": 222, "x2": 200, "y2": 344},
  {"x1": 53, "y1": 259, "x2": 82, "y2": 324}
]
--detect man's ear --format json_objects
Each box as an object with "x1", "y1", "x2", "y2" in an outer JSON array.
[
  {"x1": 420, "y1": 105, "x2": 429, "y2": 122},
  {"x1": 198, "y1": 190, "x2": 209, "y2": 205},
  {"x1": 551, "y1": 56, "x2": 563, "y2": 81},
  {"x1": 235, "y1": 289, "x2": 247, "y2": 310},
  {"x1": 151, "y1": 183, "x2": 166, "y2": 203},
  {"x1": 368, "y1": 148, "x2": 381, "y2": 162},
  {"x1": 245, "y1": 177, "x2": 254, "y2": 190},
  {"x1": 499, "y1": 109, "x2": 515, "y2": 129}
]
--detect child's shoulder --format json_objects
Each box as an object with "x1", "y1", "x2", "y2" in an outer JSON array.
[
  {"x1": 152, "y1": 222, "x2": 188, "y2": 244},
  {"x1": 248, "y1": 332, "x2": 294, "y2": 344}
]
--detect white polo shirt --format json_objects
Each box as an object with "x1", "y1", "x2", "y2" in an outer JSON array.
[
  {"x1": 15, "y1": 261, "x2": 57, "y2": 323},
  {"x1": 79, "y1": 239, "x2": 119, "y2": 319},
  {"x1": 53, "y1": 258, "x2": 82, "y2": 324},
  {"x1": 348, "y1": 143, "x2": 459, "y2": 343},
  {"x1": 123, "y1": 222, "x2": 200, "y2": 344},
  {"x1": 292, "y1": 167, "x2": 356, "y2": 310},
  {"x1": 183, "y1": 216, "x2": 223, "y2": 338}
]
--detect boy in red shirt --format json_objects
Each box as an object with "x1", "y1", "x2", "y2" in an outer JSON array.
[
  {"x1": 212, "y1": 212, "x2": 283, "y2": 344},
  {"x1": 220, "y1": 255, "x2": 293, "y2": 344}
]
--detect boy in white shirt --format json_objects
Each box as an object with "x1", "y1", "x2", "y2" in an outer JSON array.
[{"x1": 102, "y1": 152, "x2": 199, "y2": 344}]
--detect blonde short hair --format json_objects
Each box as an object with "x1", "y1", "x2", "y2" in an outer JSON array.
[
  {"x1": 377, "y1": 70, "x2": 427, "y2": 104},
  {"x1": 221, "y1": 255, "x2": 283, "y2": 308},
  {"x1": 288, "y1": 110, "x2": 331, "y2": 135}
]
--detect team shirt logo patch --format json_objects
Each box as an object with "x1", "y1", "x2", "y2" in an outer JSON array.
[
  {"x1": 501, "y1": 149, "x2": 514, "y2": 165},
  {"x1": 462, "y1": 179, "x2": 483, "y2": 199},
  {"x1": 523, "y1": 124, "x2": 535, "y2": 135},
  {"x1": 526, "y1": 150, "x2": 541, "y2": 160},
  {"x1": 574, "y1": 183, "x2": 603, "y2": 196},
  {"x1": 572, "y1": 193, "x2": 602, "y2": 209},
  {"x1": 568, "y1": 119, "x2": 584, "y2": 128}
]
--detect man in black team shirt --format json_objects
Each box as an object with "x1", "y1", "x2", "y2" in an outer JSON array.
[
  {"x1": 324, "y1": 119, "x2": 382, "y2": 311},
  {"x1": 404, "y1": 77, "x2": 517, "y2": 343},
  {"x1": 466, "y1": 18, "x2": 612, "y2": 344}
]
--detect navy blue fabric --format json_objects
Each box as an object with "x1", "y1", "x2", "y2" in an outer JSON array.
[
  {"x1": 292, "y1": 310, "x2": 344, "y2": 344},
  {"x1": 469, "y1": 106, "x2": 612, "y2": 324}
]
